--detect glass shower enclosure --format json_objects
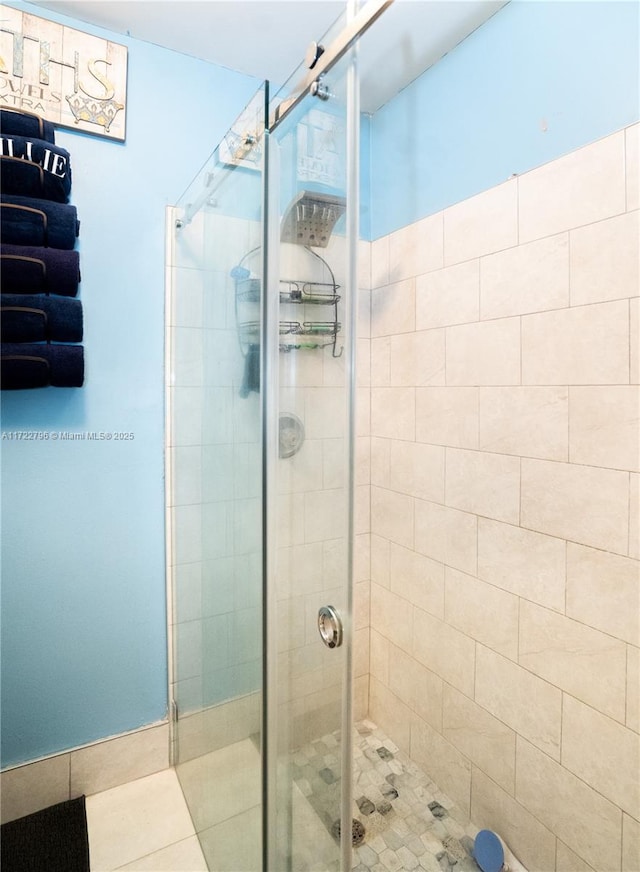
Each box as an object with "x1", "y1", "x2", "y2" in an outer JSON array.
[{"x1": 166, "y1": 4, "x2": 368, "y2": 866}]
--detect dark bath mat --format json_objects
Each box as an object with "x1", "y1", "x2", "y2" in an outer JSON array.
[{"x1": 1, "y1": 796, "x2": 90, "y2": 872}]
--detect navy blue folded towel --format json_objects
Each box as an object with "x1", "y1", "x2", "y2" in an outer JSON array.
[
  {"x1": 1, "y1": 195, "x2": 79, "y2": 249},
  {"x1": 1, "y1": 244, "x2": 80, "y2": 296},
  {"x1": 0, "y1": 108, "x2": 55, "y2": 143},
  {"x1": 1, "y1": 343, "x2": 84, "y2": 388},
  {"x1": 0, "y1": 136, "x2": 71, "y2": 202},
  {"x1": 1, "y1": 295, "x2": 83, "y2": 342}
]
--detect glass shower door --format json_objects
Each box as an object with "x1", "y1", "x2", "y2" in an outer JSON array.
[
  {"x1": 265, "y1": 39, "x2": 359, "y2": 872},
  {"x1": 168, "y1": 83, "x2": 267, "y2": 871}
]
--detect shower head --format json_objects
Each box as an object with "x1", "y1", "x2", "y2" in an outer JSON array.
[{"x1": 280, "y1": 190, "x2": 346, "y2": 248}]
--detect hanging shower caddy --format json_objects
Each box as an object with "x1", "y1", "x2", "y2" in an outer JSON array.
[{"x1": 234, "y1": 189, "x2": 346, "y2": 358}]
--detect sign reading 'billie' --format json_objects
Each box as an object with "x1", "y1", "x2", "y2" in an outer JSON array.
[{"x1": 0, "y1": 6, "x2": 127, "y2": 141}]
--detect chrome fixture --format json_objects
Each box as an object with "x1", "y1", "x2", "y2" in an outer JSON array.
[{"x1": 318, "y1": 605, "x2": 344, "y2": 649}]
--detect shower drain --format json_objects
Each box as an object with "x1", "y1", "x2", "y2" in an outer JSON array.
[{"x1": 331, "y1": 818, "x2": 366, "y2": 847}]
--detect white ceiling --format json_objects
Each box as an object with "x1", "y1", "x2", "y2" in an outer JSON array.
[{"x1": 27, "y1": 0, "x2": 507, "y2": 113}]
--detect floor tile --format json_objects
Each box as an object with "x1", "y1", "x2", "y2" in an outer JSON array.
[
  {"x1": 115, "y1": 835, "x2": 208, "y2": 871},
  {"x1": 176, "y1": 738, "x2": 260, "y2": 832},
  {"x1": 86, "y1": 769, "x2": 195, "y2": 871},
  {"x1": 199, "y1": 805, "x2": 261, "y2": 871}
]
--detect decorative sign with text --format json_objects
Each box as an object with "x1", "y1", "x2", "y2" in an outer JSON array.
[{"x1": 0, "y1": 6, "x2": 127, "y2": 141}]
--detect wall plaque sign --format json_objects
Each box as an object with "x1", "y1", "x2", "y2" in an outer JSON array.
[{"x1": 0, "y1": 6, "x2": 127, "y2": 141}]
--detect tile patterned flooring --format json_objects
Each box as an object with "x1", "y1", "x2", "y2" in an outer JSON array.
[
  {"x1": 293, "y1": 720, "x2": 483, "y2": 872},
  {"x1": 85, "y1": 721, "x2": 483, "y2": 871}
]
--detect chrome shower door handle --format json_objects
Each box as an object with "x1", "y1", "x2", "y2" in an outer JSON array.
[{"x1": 317, "y1": 605, "x2": 343, "y2": 649}]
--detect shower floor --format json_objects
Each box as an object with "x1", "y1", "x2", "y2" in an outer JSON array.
[{"x1": 291, "y1": 720, "x2": 484, "y2": 872}]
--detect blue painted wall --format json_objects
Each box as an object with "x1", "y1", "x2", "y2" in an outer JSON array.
[
  {"x1": 0, "y1": 2, "x2": 259, "y2": 767},
  {"x1": 369, "y1": 0, "x2": 640, "y2": 239}
]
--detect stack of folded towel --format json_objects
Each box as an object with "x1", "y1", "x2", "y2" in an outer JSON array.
[{"x1": 1, "y1": 107, "x2": 83, "y2": 388}]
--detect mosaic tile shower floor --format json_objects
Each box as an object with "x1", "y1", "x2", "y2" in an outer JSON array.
[{"x1": 291, "y1": 720, "x2": 484, "y2": 872}]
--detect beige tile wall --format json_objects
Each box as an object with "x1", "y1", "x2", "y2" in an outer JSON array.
[
  {"x1": 363, "y1": 124, "x2": 640, "y2": 872},
  {"x1": 0, "y1": 723, "x2": 169, "y2": 824}
]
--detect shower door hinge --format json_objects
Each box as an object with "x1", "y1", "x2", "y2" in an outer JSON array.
[{"x1": 171, "y1": 699, "x2": 179, "y2": 722}]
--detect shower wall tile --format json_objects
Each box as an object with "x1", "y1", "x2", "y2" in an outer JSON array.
[
  {"x1": 354, "y1": 579, "x2": 371, "y2": 632},
  {"x1": 445, "y1": 447, "x2": 520, "y2": 524},
  {"x1": 389, "y1": 328, "x2": 446, "y2": 386},
  {"x1": 555, "y1": 842, "x2": 597, "y2": 872},
  {"x1": 570, "y1": 210, "x2": 639, "y2": 306},
  {"x1": 443, "y1": 178, "x2": 518, "y2": 266},
  {"x1": 174, "y1": 562, "x2": 204, "y2": 624},
  {"x1": 410, "y1": 713, "x2": 472, "y2": 816},
  {"x1": 623, "y1": 815, "x2": 640, "y2": 872},
  {"x1": 632, "y1": 299, "x2": 639, "y2": 385},
  {"x1": 358, "y1": 241, "x2": 372, "y2": 294},
  {"x1": 388, "y1": 439, "x2": 444, "y2": 503},
  {"x1": 303, "y1": 489, "x2": 345, "y2": 543},
  {"x1": 371, "y1": 485, "x2": 414, "y2": 549},
  {"x1": 412, "y1": 606, "x2": 476, "y2": 698},
  {"x1": 357, "y1": 338, "x2": 371, "y2": 387},
  {"x1": 516, "y1": 738, "x2": 623, "y2": 872},
  {"x1": 518, "y1": 131, "x2": 626, "y2": 243},
  {"x1": 354, "y1": 627, "x2": 370, "y2": 677},
  {"x1": 370, "y1": 628, "x2": 390, "y2": 685},
  {"x1": 566, "y1": 544, "x2": 640, "y2": 645},
  {"x1": 626, "y1": 123, "x2": 640, "y2": 211},
  {"x1": 630, "y1": 473, "x2": 639, "y2": 560},
  {"x1": 520, "y1": 458, "x2": 629, "y2": 554},
  {"x1": 562, "y1": 695, "x2": 640, "y2": 819},
  {"x1": 475, "y1": 645, "x2": 561, "y2": 760},
  {"x1": 369, "y1": 677, "x2": 411, "y2": 754},
  {"x1": 0, "y1": 753, "x2": 71, "y2": 824},
  {"x1": 388, "y1": 644, "x2": 443, "y2": 733},
  {"x1": 414, "y1": 499, "x2": 478, "y2": 576},
  {"x1": 169, "y1": 387, "x2": 203, "y2": 447},
  {"x1": 443, "y1": 684, "x2": 516, "y2": 795},
  {"x1": 357, "y1": 386, "x2": 370, "y2": 437},
  {"x1": 522, "y1": 300, "x2": 629, "y2": 385},
  {"x1": 416, "y1": 387, "x2": 479, "y2": 449},
  {"x1": 444, "y1": 567, "x2": 519, "y2": 660},
  {"x1": 371, "y1": 336, "x2": 390, "y2": 386},
  {"x1": 355, "y1": 484, "x2": 370, "y2": 535},
  {"x1": 415, "y1": 259, "x2": 479, "y2": 329},
  {"x1": 479, "y1": 386, "x2": 568, "y2": 461},
  {"x1": 371, "y1": 387, "x2": 415, "y2": 439},
  {"x1": 446, "y1": 317, "x2": 521, "y2": 386},
  {"x1": 370, "y1": 436, "x2": 390, "y2": 488},
  {"x1": 519, "y1": 601, "x2": 627, "y2": 722},
  {"x1": 569, "y1": 386, "x2": 640, "y2": 471},
  {"x1": 371, "y1": 234, "x2": 389, "y2": 289},
  {"x1": 173, "y1": 504, "x2": 203, "y2": 566},
  {"x1": 70, "y1": 723, "x2": 169, "y2": 797},
  {"x1": 370, "y1": 583, "x2": 413, "y2": 655},
  {"x1": 480, "y1": 232, "x2": 569, "y2": 319},
  {"x1": 171, "y1": 327, "x2": 203, "y2": 386},
  {"x1": 477, "y1": 518, "x2": 565, "y2": 612},
  {"x1": 388, "y1": 211, "x2": 443, "y2": 281},
  {"x1": 359, "y1": 125, "x2": 639, "y2": 863},
  {"x1": 371, "y1": 278, "x2": 415, "y2": 336},
  {"x1": 171, "y1": 447, "x2": 203, "y2": 506},
  {"x1": 305, "y1": 387, "x2": 345, "y2": 439},
  {"x1": 170, "y1": 267, "x2": 204, "y2": 327},
  {"x1": 470, "y1": 767, "x2": 557, "y2": 872},
  {"x1": 370, "y1": 533, "x2": 390, "y2": 587},
  {"x1": 389, "y1": 542, "x2": 445, "y2": 619},
  {"x1": 627, "y1": 645, "x2": 639, "y2": 733},
  {"x1": 356, "y1": 436, "x2": 371, "y2": 487}
]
